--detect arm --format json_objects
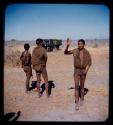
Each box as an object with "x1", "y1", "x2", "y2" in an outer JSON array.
[
  {"x1": 64, "y1": 39, "x2": 73, "y2": 55},
  {"x1": 41, "y1": 49, "x2": 48, "y2": 64},
  {"x1": 31, "y1": 49, "x2": 35, "y2": 65},
  {"x1": 84, "y1": 52, "x2": 92, "y2": 74},
  {"x1": 20, "y1": 52, "x2": 24, "y2": 61},
  {"x1": 24, "y1": 52, "x2": 30, "y2": 65},
  {"x1": 85, "y1": 64, "x2": 91, "y2": 74}
]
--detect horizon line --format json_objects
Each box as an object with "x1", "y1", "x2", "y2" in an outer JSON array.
[{"x1": 5, "y1": 38, "x2": 109, "y2": 41}]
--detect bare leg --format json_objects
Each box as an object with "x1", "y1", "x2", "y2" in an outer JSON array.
[
  {"x1": 36, "y1": 72, "x2": 41, "y2": 97},
  {"x1": 74, "y1": 74, "x2": 80, "y2": 110},
  {"x1": 42, "y1": 67, "x2": 49, "y2": 97},
  {"x1": 80, "y1": 75, "x2": 86, "y2": 105},
  {"x1": 25, "y1": 75, "x2": 30, "y2": 92},
  {"x1": 24, "y1": 66, "x2": 32, "y2": 93},
  {"x1": 24, "y1": 67, "x2": 31, "y2": 92}
]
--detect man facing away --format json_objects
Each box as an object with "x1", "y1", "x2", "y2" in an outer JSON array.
[
  {"x1": 64, "y1": 38, "x2": 92, "y2": 110},
  {"x1": 20, "y1": 43, "x2": 32, "y2": 93},
  {"x1": 31, "y1": 38, "x2": 49, "y2": 97}
]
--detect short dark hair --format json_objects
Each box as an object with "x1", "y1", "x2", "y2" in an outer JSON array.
[
  {"x1": 24, "y1": 43, "x2": 30, "y2": 50},
  {"x1": 78, "y1": 39, "x2": 85, "y2": 45},
  {"x1": 36, "y1": 38, "x2": 43, "y2": 45}
]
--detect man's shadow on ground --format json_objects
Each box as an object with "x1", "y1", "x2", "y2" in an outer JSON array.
[
  {"x1": 29, "y1": 80, "x2": 55, "y2": 96},
  {"x1": 69, "y1": 86, "x2": 89, "y2": 97},
  {"x1": 2, "y1": 111, "x2": 21, "y2": 121}
]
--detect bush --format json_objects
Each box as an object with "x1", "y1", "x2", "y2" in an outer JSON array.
[
  {"x1": 5, "y1": 49, "x2": 22, "y2": 67},
  {"x1": 92, "y1": 43, "x2": 98, "y2": 48}
]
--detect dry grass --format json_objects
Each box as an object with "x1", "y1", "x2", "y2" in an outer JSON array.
[{"x1": 4, "y1": 43, "x2": 109, "y2": 121}]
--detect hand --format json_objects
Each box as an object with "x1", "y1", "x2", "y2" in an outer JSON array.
[
  {"x1": 84, "y1": 65, "x2": 90, "y2": 75},
  {"x1": 67, "y1": 39, "x2": 72, "y2": 46},
  {"x1": 83, "y1": 69, "x2": 87, "y2": 75}
]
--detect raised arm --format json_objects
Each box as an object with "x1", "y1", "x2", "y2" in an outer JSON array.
[{"x1": 64, "y1": 38, "x2": 73, "y2": 55}]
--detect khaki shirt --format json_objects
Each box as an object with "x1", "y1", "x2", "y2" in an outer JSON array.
[
  {"x1": 71, "y1": 48, "x2": 92, "y2": 69},
  {"x1": 31, "y1": 46, "x2": 47, "y2": 67}
]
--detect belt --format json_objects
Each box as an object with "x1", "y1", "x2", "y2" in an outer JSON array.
[{"x1": 75, "y1": 67, "x2": 85, "y2": 69}]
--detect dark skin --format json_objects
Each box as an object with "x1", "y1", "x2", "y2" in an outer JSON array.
[
  {"x1": 64, "y1": 39, "x2": 91, "y2": 105},
  {"x1": 64, "y1": 39, "x2": 91, "y2": 74},
  {"x1": 35, "y1": 42, "x2": 48, "y2": 96},
  {"x1": 20, "y1": 47, "x2": 33, "y2": 92}
]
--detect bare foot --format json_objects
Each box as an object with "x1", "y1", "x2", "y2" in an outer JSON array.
[
  {"x1": 75, "y1": 104, "x2": 79, "y2": 111},
  {"x1": 80, "y1": 100, "x2": 84, "y2": 106}
]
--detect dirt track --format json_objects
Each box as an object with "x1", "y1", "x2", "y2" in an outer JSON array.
[{"x1": 4, "y1": 46, "x2": 109, "y2": 121}]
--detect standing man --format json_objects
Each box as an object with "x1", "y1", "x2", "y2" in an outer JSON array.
[
  {"x1": 20, "y1": 43, "x2": 32, "y2": 93},
  {"x1": 31, "y1": 38, "x2": 49, "y2": 97},
  {"x1": 64, "y1": 38, "x2": 92, "y2": 110}
]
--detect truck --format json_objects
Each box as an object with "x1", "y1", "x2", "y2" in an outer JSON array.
[{"x1": 43, "y1": 39, "x2": 62, "y2": 52}]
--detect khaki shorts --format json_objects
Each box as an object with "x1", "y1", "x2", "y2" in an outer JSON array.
[
  {"x1": 74, "y1": 68, "x2": 86, "y2": 76},
  {"x1": 23, "y1": 66, "x2": 32, "y2": 77}
]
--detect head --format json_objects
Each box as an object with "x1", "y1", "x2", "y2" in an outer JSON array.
[
  {"x1": 78, "y1": 39, "x2": 85, "y2": 50},
  {"x1": 36, "y1": 38, "x2": 43, "y2": 46},
  {"x1": 24, "y1": 43, "x2": 30, "y2": 50}
]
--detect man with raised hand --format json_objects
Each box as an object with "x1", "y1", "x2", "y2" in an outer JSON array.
[{"x1": 64, "y1": 38, "x2": 92, "y2": 110}]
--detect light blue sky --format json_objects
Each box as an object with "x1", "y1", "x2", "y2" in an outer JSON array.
[{"x1": 5, "y1": 4, "x2": 109, "y2": 41}]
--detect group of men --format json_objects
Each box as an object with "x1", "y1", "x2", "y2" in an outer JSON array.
[
  {"x1": 20, "y1": 38, "x2": 92, "y2": 110},
  {"x1": 20, "y1": 38, "x2": 48, "y2": 97}
]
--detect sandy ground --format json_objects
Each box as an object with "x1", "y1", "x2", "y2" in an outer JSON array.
[{"x1": 4, "y1": 45, "x2": 109, "y2": 121}]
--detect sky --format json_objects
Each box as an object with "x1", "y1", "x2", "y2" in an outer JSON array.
[{"x1": 5, "y1": 4, "x2": 109, "y2": 41}]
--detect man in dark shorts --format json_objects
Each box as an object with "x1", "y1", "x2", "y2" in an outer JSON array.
[
  {"x1": 20, "y1": 43, "x2": 32, "y2": 93},
  {"x1": 31, "y1": 38, "x2": 49, "y2": 97},
  {"x1": 64, "y1": 38, "x2": 92, "y2": 110}
]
